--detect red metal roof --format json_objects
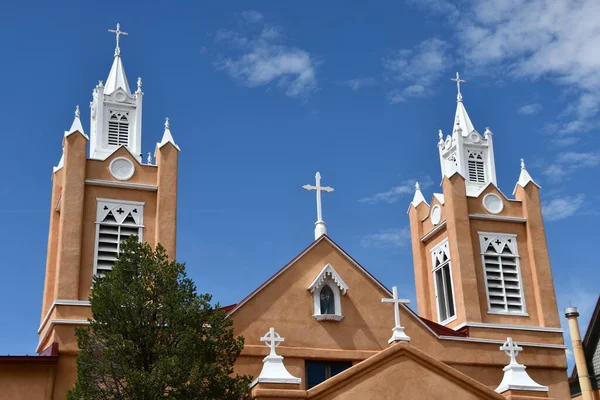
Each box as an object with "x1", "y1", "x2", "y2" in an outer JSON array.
[
  {"x1": 418, "y1": 317, "x2": 468, "y2": 337},
  {"x1": 0, "y1": 342, "x2": 59, "y2": 364}
]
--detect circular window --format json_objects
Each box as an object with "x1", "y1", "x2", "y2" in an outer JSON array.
[
  {"x1": 430, "y1": 205, "x2": 442, "y2": 225},
  {"x1": 483, "y1": 193, "x2": 504, "y2": 214},
  {"x1": 109, "y1": 157, "x2": 135, "y2": 181},
  {"x1": 114, "y1": 91, "x2": 127, "y2": 102}
]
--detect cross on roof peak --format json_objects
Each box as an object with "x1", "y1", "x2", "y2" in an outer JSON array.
[
  {"x1": 303, "y1": 171, "x2": 334, "y2": 240},
  {"x1": 500, "y1": 337, "x2": 523, "y2": 366},
  {"x1": 108, "y1": 23, "x2": 128, "y2": 56},
  {"x1": 450, "y1": 72, "x2": 466, "y2": 101},
  {"x1": 260, "y1": 327, "x2": 285, "y2": 356},
  {"x1": 381, "y1": 286, "x2": 411, "y2": 343}
]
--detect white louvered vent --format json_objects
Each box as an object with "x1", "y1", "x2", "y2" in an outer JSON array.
[
  {"x1": 108, "y1": 110, "x2": 129, "y2": 146},
  {"x1": 467, "y1": 151, "x2": 486, "y2": 183},
  {"x1": 94, "y1": 200, "x2": 143, "y2": 277},
  {"x1": 479, "y1": 233, "x2": 525, "y2": 314}
]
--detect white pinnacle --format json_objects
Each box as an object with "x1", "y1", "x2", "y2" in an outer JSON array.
[
  {"x1": 381, "y1": 286, "x2": 411, "y2": 343},
  {"x1": 65, "y1": 105, "x2": 87, "y2": 138},
  {"x1": 105, "y1": 23, "x2": 131, "y2": 95},
  {"x1": 495, "y1": 337, "x2": 548, "y2": 393},
  {"x1": 252, "y1": 328, "x2": 301, "y2": 387},
  {"x1": 411, "y1": 181, "x2": 427, "y2": 207},
  {"x1": 303, "y1": 172, "x2": 334, "y2": 240},
  {"x1": 513, "y1": 157, "x2": 540, "y2": 195},
  {"x1": 157, "y1": 117, "x2": 180, "y2": 151}
]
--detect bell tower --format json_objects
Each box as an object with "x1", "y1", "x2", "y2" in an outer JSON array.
[
  {"x1": 38, "y1": 23, "x2": 181, "y2": 382},
  {"x1": 408, "y1": 73, "x2": 561, "y2": 340}
]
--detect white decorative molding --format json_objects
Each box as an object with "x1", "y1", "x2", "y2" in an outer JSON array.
[
  {"x1": 495, "y1": 337, "x2": 549, "y2": 393},
  {"x1": 438, "y1": 335, "x2": 567, "y2": 349},
  {"x1": 483, "y1": 193, "x2": 504, "y2": 214},
  {"x1": 250, "y1": 328, "x2": 301, "y2": 388},
  {"x1": 38, "y1": 300, "x2": 92, "y2": 334},
  {"x1": 433, "y1": 193, "x2": 445, "y2": 204},
  {"x1": 453, "y1": 322, "x2": 563, "y2": 333},
  {"x1": 420, "y1": 221, "x2": 447, "y2": 242},
  {"x1": 85, "y1": 179, "x2": 158, "y2": 191},
  {"x1": 36, "y1": 319, "x2": 91, "y2": 353},
  {"x1": 308, "y1": 264, "x2": 348, "y2": 295},
  {"x1": 431, "y1": 239, "x2": 457, "y2": 324},
  {"x1": 469, "y1": 214, "x2": 526, "y2": 223},
  {"x1": 313, "y1": 314, "x2": 344, "y2": 321},
  {"x1": 109, "y1": 157, "x2": 135, "y2": 181}
]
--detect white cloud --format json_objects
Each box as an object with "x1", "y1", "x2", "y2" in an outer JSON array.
[
  {"x1": 343, "y1": 77, "x2": 376, "y2": 91},
  {"x1": 361, "y1": 227, "x2": 411, "y2": 249},
  {"x1": 542, "y1": 150, "x2": 600, "y2": 182},
  {"x1": 359, "y1": 176, "x2": 433, "y2": 204},
  {"x1": 412, "y1": 0, "x2": 600, "y2": 134},
  {"x1": 542, "y1": 194, "x2": 585, "y2": 221},
  {"x1": 215, "y1": 12, "x2": 317, "y2": 98},
  {"x1": 383, "y1": 39, "x2": 449, "y2": 102},
  {"x1": 518, "y1": 103, "x2": 542, "y2": 115}
]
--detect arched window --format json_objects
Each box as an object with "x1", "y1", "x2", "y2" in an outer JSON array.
[
  {"x1": 108, "y1": 110, "x2": 130, "y2": 146},
  {"x1": 467, "y1": 151, "x2": 486, "y2": 183},
  {"x1": 320, "y1": 285, "x2": 335, "y2": 315}
]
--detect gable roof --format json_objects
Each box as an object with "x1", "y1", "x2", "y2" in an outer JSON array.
[
  {"x1": 226, "y1": 235, "x2": 466, "y2": 339},
  {"x1": 306, "y1": 342, "x2": 503, "y2": 400},
  {"x1": 570, "y1": 296, "x2": 600, "y2": 395}
]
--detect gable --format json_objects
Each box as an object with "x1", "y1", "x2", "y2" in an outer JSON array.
[
  {"x1": 229, "y1": 236, "x2": 450, "y2": 354},
  {"x1": 467, "y1": 183, "x2": 523, "y2": 218},
  {"x1": 307, "y1": 343, "x2": 503, "y2": 400}
]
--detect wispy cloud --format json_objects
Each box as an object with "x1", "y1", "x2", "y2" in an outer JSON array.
[
  {"x1": 383, "y1": 39, "x2": 449, "y2": 103},
  {"x1": 360, "y1": 227, "x2": 411, "y2": 249},
  {"x1": 518, "y1": 103, "x2": 542, "y2": 115},
  {"x1": 343, "y1": 77, "x2": 376, "y2": 91},
  {"x1": 359, "y1": 176, "x2": 433, "y2": 204},
  {"x1": 542, "y1": 194, "x2": 585, "y2": 221},
  {"x1": 542, "y1": 151, "x2": 600, "y2": 182},
  {"x1": 214, "y1": 11, "x2": 317, "y2": 99}
]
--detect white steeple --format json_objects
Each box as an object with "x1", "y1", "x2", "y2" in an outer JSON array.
[
  {"x1": 438, "y1": 72, "x2": 497, "y2": 196},
  {"x1": 156, "y1": 117, "x2": 180, "y2": 151},
  {"x1": 513, "y1": 158, "x2": 540, "y2": 194},
  {"x1": 89, "y1": 23, "x2": 143, "y2": 161}
]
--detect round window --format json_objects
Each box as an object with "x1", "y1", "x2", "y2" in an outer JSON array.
[
  {"x1": 430, "y1": 205, "x2": 442, "y2": 225},
  {"x1": 483, "y1": 193, "x2": 504, "y2": 214},
  {"x1": 109, "y1": 157, "x2": 135, "y2": 181}
]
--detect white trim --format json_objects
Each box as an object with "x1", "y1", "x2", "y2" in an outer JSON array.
[
  {"x1": 469, "y1": 214, "x2": 526, "y2": 223},
  {"x1": 431, "y1": 239, "x2": 457, "y2": 324},
  {"x1": 453, "y1": 322, "x2": 563, "y2": 333},
  {"x1": 38, "y1": 300, "x2": 91, "y2": 333},
  {"x1": 478, "y1": 232, "x2": 527, "y2": 315},
  {"x1": 85, "y1": 179, "x2": 158, "y2": 191},
  {"x1": 420, "y1": 221, "x2": 447, "y2": 242},
  {"x1": 308, "y1": 264, "x2": 349, "y2": 294},
  {"x1": 109, "y1": 157, "x2": 136, "y2": 181},
  {"x1": 55, "y1": 195, "x2": 62, "y2": 212},
  {"x1": 313, "y1": 314, "x2": 344, "y2": 321},
  {"x1": 312, "y1": 281, "x2": 344, "y2": 320},
  {"x1": 36, "y1": 319, "x2": 90, "y2": 353}
]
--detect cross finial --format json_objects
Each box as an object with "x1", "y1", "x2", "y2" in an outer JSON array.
[
  {"x1": 520, "y1": 158, "x2": 526, "y2": 170},
  {"x1": 165, "y1": 117, "x2": 170, "y2": 129},
  {"x1": 381, "y1": 286, "x2": 411, "y2": 343},
  {"x1": 303, "y1": 172, "x2": 334, "y2": 240},
  {"x1": 74, "y1": 105, "x2": 80, "y2": 119},
  {"x1": 450, "y1": 72, "x2": 466, "y2": 101},
  {"x1": 260, "y1": 327, "x2": 285, "y2": 357},
  {"x1": 500, "y1": 337, "x2": 523, "y2": 366},
  {"x1": 415, "y1": 181, "x2": 421, "y2": 191},
  {"x1": 108, "y1": 23, "x2": 128, "y2": 56}
]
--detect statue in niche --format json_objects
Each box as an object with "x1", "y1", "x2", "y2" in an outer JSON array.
[{"x1": 320, "y1": 285, "x2": 335, "y2": 315}]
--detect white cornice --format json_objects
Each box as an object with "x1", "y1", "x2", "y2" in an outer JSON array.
[
  {"x1": 439, "y1": 335, "x2": 567, "y2": 349},
  {"x1": 36, "y1": 318, "x2": 90, "y2": 353},
  {"x1": 38, "y1": 300, "x2": 91, "y2": 334},
  {"x1": 85, "y1": 179, "x2": 158, "y2": 191},
  {"x1": 420, "y1": 221, "x2": 447, "y2": 242},
  {"x1": 469, "y1": 214, "x2": 526, "y2": 223},
  {"x1": 308, "y1": 264, "x2": 349, "y2": 295},
  {"x1": 453, "y1": 321, "x2": 563, "y2": 333}
]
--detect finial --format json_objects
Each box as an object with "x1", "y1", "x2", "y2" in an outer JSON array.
[
  {"x1": 450, "y1": 72, "x2": 466, "y2": 102},
  {"x1": 137, "y1": 77, "x2": 142, "y2": 92},
  {"x1": 415, "y1": 181, "x2": 421, "y2": 191},
  {"x1": 108, "y1": 23, "x2": 128, "y2": 56},
  {"x1": 520, "y1": 158, "x2": 525, "y2": 170},
  {"x1": 147, "y1": 152, "x2": 152, "y2": 165},
  {"x1": 438, "y1": 129, "x2": 443, "y2": 141},
  {"x1": 98, "y1": 80, "x2": 104, "y2": 88},
  {"x1": 165, "y1": 117, "x2": 170, "y2": 129},
  {"x1": 75, "y1": 105, "x2": 80, "y2": 119}
]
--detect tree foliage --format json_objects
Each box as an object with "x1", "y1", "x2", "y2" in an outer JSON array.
[{"x1": 68, "y1": 237, "x2": 251, "y2": 400}]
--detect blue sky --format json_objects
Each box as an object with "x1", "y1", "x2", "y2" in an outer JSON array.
[{"x1": 0, "y1": 0, "x2": 598, "y2": 366}]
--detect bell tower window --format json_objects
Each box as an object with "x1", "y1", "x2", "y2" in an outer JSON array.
[
  {"x1": 108, "y1": 110, "x2": 130, "y2": 146},
  {"x1": 431, "y1": 239, "x2": 456, "y2": 324},
  {"x1": 93, "y1": 199, "x2": 144, "y2": 277},
  {"x1": 479, "y1": 233, "x2": 526, "y2": 315},
  {"x1": 467, "y1": 150, "x2": 486, "y2": 183}
]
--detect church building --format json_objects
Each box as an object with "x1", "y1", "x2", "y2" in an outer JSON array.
[{"x1": 0, "y1": 26, "x2": 571, "y2": 400}]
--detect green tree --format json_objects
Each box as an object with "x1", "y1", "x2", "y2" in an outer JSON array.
[{"x1": 68, "y1": 237, "x2": 251, "y2": 400}]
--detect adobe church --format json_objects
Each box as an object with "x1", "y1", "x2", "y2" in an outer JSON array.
[{"x1": 0, "y1": 26, "x2": 571, "y2": 399}]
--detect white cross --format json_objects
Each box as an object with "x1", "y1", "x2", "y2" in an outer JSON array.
[
  {"x1": 381, "y1": 286, "x2": 411, "y2": 343},
  {"x1": 303, "y1": 172, "x2": 334, "y2": 224},
  {"x1": 108, "y1": 23, "x2": 128, "y2": 55},
  {"x1": 500, "y1": 337, "x2": 522, "y2": 366},
  {"x1": 260, "y1": 327, "x2": 285, "y2": 357},
  {"x1": 450, "y1": 72, "x2": 466, "y2": 98}
]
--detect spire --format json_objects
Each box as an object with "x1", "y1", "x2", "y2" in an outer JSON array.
[
  {"x1": 411, "y1": 181, "x2": 427, "y2": 207},
  {"x1": 303, "y1": 172, "x2": 334, "y2": 240},
  {"x1": 450, "y1": 72, "x2": 475, "y2": 137},
  {"x1": 65, "y1": 105, "x2": 87, "y2": 138},
  {"x1": 157, "y1": 117, "x2": 180, "y2": 151},
  {"x1": 104, "y1": 23, "x2": 131, "y2": 95},
  {"x1": 513, "y1": 158, "x2": 540, "y2": 194}
]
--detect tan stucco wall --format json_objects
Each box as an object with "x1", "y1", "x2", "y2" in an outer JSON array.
[{"x1": 0, "y1": 363, "x2": 56, "y2": 400}]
